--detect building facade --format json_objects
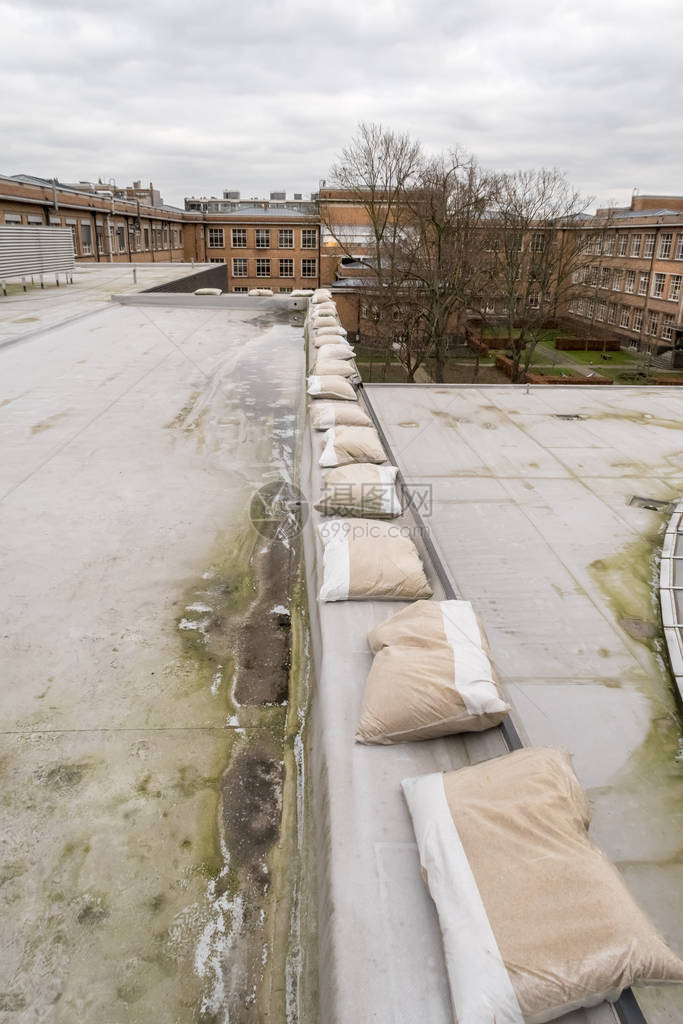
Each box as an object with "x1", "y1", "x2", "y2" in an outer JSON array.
[
  {"x1": 0, "y1": 174, "x2": 186, "y2": 263},
  {"x1": 564, "y1": 197, "x2": 683, "y2": 353}
]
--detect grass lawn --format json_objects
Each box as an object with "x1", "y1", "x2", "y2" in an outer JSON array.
[
  {"x1": 552, "y1": 347, "x2": 641, "y2": 366},
  {"x1": 355, "y1": 361, "x2": 412, "y2": 383}
]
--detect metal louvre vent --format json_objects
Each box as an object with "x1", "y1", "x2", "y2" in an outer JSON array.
[{"x1": 0, "y1": 225, "x2": 75, "y2": 279}]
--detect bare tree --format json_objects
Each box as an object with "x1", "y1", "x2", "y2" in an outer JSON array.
[{"x1": 486, "y1": 169, "x2": 593, "y2": 382}]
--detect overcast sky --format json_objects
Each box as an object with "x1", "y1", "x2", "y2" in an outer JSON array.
[{"x1": 1, "y1": 0, "x2": 681, "y2": 212}]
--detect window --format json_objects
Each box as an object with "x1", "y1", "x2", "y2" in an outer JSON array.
[
  {"x1": 620, "y1": 306, "x2": 631, "y2": 328},
  {"x1": 585, "y1": 236, "x2": 594, "y2": 255},
  {"x1": 659, "y1": 233, "x2": 672, "y2": 259},
  {"x1": 28, "y1": 215, "x2": 43, "y2": 224},
  {"x1": 661, "y1": 314, "x2": 675, "y2": 341},
  {"x1": 302, "y1": 228, "x2": 317, "y2": 249},
  {"x1": 637, "y1": 272, "x2": 649, "y2": 296},
  {"x1": 630, "y1": 233, "x2": 642, "y2": 257},
  {"x1": 643, "y1": 233, "x2": 655, "y2": 258},
  {"x1": 162, "y1": 225, "x2": 169, "y2": 249},
  {"x1": 617, "y1": 234, "x2": 628, "y2": 256},
  {"x1": 632, "y1": 309, "x2": 643, "y2": 332},
  {"x1": 531, "y1": 232, "x2": 544, "y2": 253},
  {"x1": 256, "y1": 258, "x2": 270, "y2": 277},
  {"x1": 652, "y1": 273, "x2": 666, "y2": 298},
  {"x1": 589, "y1": 265, "x2": 599, "y2": 286},
  {"x1": 600, "y1": 267, "x2": 610, "y2": 288},
  {"x1": 647, "y1": 311, "x2": 659, "y2": 336},
  {"x1": 117, "y1": 225, "x2": 126, "y2": 252},
  {"x1": 279, "y1": 229, "x2": 293, "y2": 248},
  {"x1": 625, "y1": 270, "x2": 636, "y2": 293},
  {"x1": 279, "y1": 287, "x2": 293, "y2": 293},
  {"x1": 134, "y1": 229, "x2": 141, "y2": 251},
  {"x1": 208, "y1": 227, "x2": 224, "y2": 248},
  {"x1": 279, "y1": 258, "x2": 293, "y2": 277},
  {"x1": 233, "y1": 286, "x2": 248, "y2": 293},
  {"x1": 209, "y1": 257, "x2": 225, "y2": 263},
  {"x1": 596, "y1": 301, "x2": 607, "y2": 322},
  {"x1": 675, "y1": 234, "x2": 683, "y2": 260},
  {"x1": 594, "y1": 236, "x2": 602, "y2": 256},
  {"x1": 301, "y1": 258, "x2": 317, "y2": 278},
  {"x1": 80, "y1": 222, "x2": 92, "y2": 255},
  {"x1": 670, "y1": 275, "x2": 682, "y2": 301},
  {"x1": 612, "y1": 269, "x2": 623, "y2": 291},
  {"x1": 231, "y1": 228, "x2": 247, "y2": 247},
  {"x1": 604, "y1": 234, "x2": 616, "y2": 255},
  {"x1": 144, "y1": 227, "x2": 150, "y2": 250},
  {"x1": 49, "y1": 216, "x2": 61, "y2": 226},
  {"x1": 576, "y1": 298, "x2": 585, "y2": 315},
  {"x1": 255, "y1": 229, "x2": 270, "y2": 248},
  {"x1": 587, "y1": 299, "x2": 595, "y2": 318},
  {"x1": 5, "y1": 213, "x2": 22, "y2": 223},
  {"x1": 361, "y1": 304, "x2": 369, "y2": 318},
  {"x1": 232, "y1": 258, "x2": 247, "y2": 277},
  {"x1": 608, "y1": 303, "x2": 617, "y2": 324}
]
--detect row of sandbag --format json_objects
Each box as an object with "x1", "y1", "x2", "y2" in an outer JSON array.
[{"x1": 303, "y1": 293, "x2": 683, "y2": 1024}]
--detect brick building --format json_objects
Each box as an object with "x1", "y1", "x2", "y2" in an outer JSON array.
[
  {"x1": 0, "y1": 174, "x2": 186, "y2": 263},
  {"x1": 564, "y1": 196, "x2": 683, "y2": 354},
  {"x1": 184, "y1": 206, "x2": 320, "y2": 293}
]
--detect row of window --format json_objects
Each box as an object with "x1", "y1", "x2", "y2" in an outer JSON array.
[
  {"x1": 207, "y1": 227, "x2": 318, "y2": 250},
  {"x1": 585, "y1": 231, "x2": 683, "y2": 260},
  {"x1": 579, "y1": 265, "x2": 682, "y2": 302},
  {"x1": 232, "y1": 286, "x2": 294, "y2": 294},
  {"x1": 4, "y1": 213, "x2": 182, "y2": 254},
  {"x1": 227, "y1": 257, "x2": 317, "y2": 278},
  {"x1": 569, "y1": 298, "x2": 678, "y2": 340}
]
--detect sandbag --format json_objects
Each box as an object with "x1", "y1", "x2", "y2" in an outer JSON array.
[
  {"x1": 307, "y1": 375, "x2": 357, "y2": 401},
  {"x1": 193, "y1": 287, "x2": 222, "y2": 295},
  {"x1": 312, "y1": 327, "x2": 348, "y2": 344},
  {"x1": 402, "y1": 747, "x2": 683, "y2": 1024},
  {"x1": 318, "y1": 519, "x2": 432, "y2": 602},
  {"x1": 320, "y1": 425, "x2": 385, "y2": 467},
  {"x1": 315, "y1": 464, "x2": 401, "y2": 518},
  {"x1": 316, "y1": 343, "x2": 355, "y2": 361},
  {"x1": 310, "y1": 401, "x2": 372, "y2": 430},
  {"x1": 357, "y1": 612, "x2": 509, "y2": 744},
  {"x1": 311, "y1": 358, "x2": 357, "y2": 378}
]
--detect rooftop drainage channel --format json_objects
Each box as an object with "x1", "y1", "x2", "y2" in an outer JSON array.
[
  {"x1": 660, "y1": 506, "x2": 683, "y2": 706},
  {"x1": 357, "y1": 380, "x2": 647, "y2": 1024}
]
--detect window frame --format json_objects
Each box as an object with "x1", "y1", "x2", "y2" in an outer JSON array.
[
  {"x1": 630, "y1": 233, "x2": 642, "y2": 257},
  {"x1": 301, "y1": 228, "x2": 318, "y2": 249},
  {"x1": 232, "y1": 258, "x2": 248, "y2": 277},
  {"x1": 208, "y1": 227, "x2": 225, "y2": 248},
  {"x1": 279, "y1": 258, "x2": 294, "y2": 278},
  {"x1": 256, "y1": 258, "x2": 271, "y2": 278},
  {"x1": 279, "y1": 229, "x2": 293, "y2": 249},
  {"x1": 658, "y1": 233, "x2": 672, "y2": 259},
  {"x1": 255, "y1": 229, "x2": 270, "y2": 249},
  {"x1": 231, "y1": 228, "x2": 247, "y2": 248},
  {"x1": 301, "y1": 257, "x2": 317, "y2": 278}
]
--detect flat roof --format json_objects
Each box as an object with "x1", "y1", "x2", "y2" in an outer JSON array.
[
  {"x1": 0, "y1": 262, "x2": 215, "y2": 346},
  {"x1": 365, "y1": 383, "x2": 683, "y2": 1024}
]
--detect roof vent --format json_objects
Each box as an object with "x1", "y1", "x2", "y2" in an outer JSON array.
[
  {"x1": 627, "y1": 495, "x2": 676, "y2": 513},
  {"x1": 553, "y1": 413, "x2": 585, "y2": 420}
]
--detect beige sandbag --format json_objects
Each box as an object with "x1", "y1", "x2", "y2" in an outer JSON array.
[
  {"x1": 310, "y1": 401, "x2": 372, "y2": 430},
  {"x1": 316, "y1": 343, "x2": 355, "y2": 360},
  {"x1": 310, "y1": 301, "x2": 337, "y2": 316},
  {"x1": 320, "y1": 425, "x2": 385, "y2": 467},
  {"x1": 318, "y1": 519, "x2": 432, "y2": 602},
  {"x1": 290, "y1": 289, "x2": 314, "y2": 297},
  {"x1": 403, "y1": 747, "x2": 683, "y2": 1024},
  {"x1": 311, "y1": 289, "x2": 332, "y2": 303},
  {"x1": 315, "y1": 463, "x2": 401, "y2": 518},
  {"x1": 194, "y1": 287, "x2": 222, "y2": 295},
  {"x1": 357, "y1": 632, "x2": 509, "y2": 745},
  {"x1": 307, "y1": 375, "x2": 357, "y2": 401},
  {"x1": 312, "y1": 328, "x2": 348, "y2": 344},
  {"x1": 311, "y1": 358, "x2": 357, "y2": 378},
  {"x1": 312, "y1": 315, "x2": 339, "y2": 329},
  {"x1": 369, "y1": 599, "x2": 467, "y2": 653},
  {"x1": 248, "y1": 287, "x2": 274, "y2": 296}
]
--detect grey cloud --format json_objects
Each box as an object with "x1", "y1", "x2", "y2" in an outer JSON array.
[{"x1": 0, "y1": 0, "x2": 681, "y2": 208}]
